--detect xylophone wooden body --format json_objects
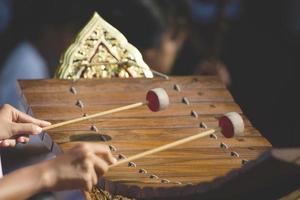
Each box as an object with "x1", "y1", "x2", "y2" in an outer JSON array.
[{"x1": 18, "y1": 76, "x2": 272, "y2": 199}]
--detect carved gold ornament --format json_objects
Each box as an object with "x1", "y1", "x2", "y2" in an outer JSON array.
[{"x1": 55, "y1": 12, "x2": 153, "y2": 79}]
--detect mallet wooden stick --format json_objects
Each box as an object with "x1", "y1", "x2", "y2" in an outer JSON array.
[
  {"x1": 42, "y1": 88, "x2": 169, "y2": 131},
  {"x1": 110, "y1": 112, "x2": 245, "y2": 168},
  {"x1": 110, "y1": 129, "x2": 216, "y2": 168},
  {"x1": 42, "y1": 102, "x2": 145, "y2": 131}
]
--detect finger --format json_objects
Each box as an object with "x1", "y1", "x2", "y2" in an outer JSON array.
[
  {"x1": 11, "y1": 108, "x2": 51, "y2": 127},
  {"x1": 93, "y1": 156, "x2": 109, "y2": 177},
  {"x1": 8, "y1": 139, "x2": 17, "y2": 147},
  {"x1": 16, "y1": 136, "x2": 30, "y2": 144},
  {"x1": 87, "y1": 180, "x2": 93, "y2": 192},
  {"x1": 0, "y1": 139, "x2": 16, "y2": 147},
  {"x1": 91, "y1": 155, "x2": 109, "y2": 185},
  {"x1": 90, "y1": 166, "x2": 98, "y2": 186},
  {"x1": 1, "y1": 139, "x2": 10, "y2": 147},
  {"x1": 90, "y1": 143, "x2": 117, "y2": 165},
  {"x1": 11, "y1": 123, "x2": 42, "y2": 136},
  {"x1": 98, "y1": 151, "x2": 117, "y2": 165},
  {"x1": 83, "y1": 174, "x2": 93, "y2": 192}
]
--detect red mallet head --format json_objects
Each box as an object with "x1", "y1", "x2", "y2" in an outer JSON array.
[
  {"x1": 146, "y1": 88, "x2": 169, "y2": 112},
  {"x1": 219, "y1": 112, "x2": 244, "y2": 138}
]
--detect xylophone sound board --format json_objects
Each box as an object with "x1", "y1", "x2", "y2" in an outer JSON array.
[{"x1": 18, "y1": 76, "x2": 272, "y2": 200}]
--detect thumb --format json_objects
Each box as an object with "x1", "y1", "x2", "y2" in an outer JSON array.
[
  {"x1": 11, "y1": 123, "x2": 43, "y2": 136},
  {"x1": 0, "y1": 139, "x2": 16, "y2": 147}
]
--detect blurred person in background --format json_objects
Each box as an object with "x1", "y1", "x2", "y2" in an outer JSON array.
[
  {"x1": 222, "y1": 0, "x2": 300, "y2": 147},
  {"x1": 94, "y1": 0, "x2": 190, "y2": 75},
  {"x1": 0, "y1": 0, "x2": 93, "y2": 109},
  {"x1": 0, "y1": 0, "x2": 191, "y2": 109},
  {"x1": 172, "y1": 0, "x2": 242, "y2": 86},
  {"x1": 171, "y1": 0, "x2": 300, "y2": 147}
]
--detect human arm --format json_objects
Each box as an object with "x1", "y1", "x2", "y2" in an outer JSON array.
[{"x1": 0, "y1": 142, "x2": 116, "y2": 200}]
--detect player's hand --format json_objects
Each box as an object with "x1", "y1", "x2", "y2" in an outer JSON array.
[
  {"x1": 40, "y1": 143, "x2": 117, "y2": 191},
  {"x1": 0, "y1": 104, "x2": 51, "y2": 147}
]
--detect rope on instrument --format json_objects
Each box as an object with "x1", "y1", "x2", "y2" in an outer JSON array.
[{"x1": 86, "y1": 186, "x2": 135, "y2": 200}]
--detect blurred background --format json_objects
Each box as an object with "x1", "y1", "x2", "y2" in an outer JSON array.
[{"x1": 0, "y1": 0, "x2": 299, "y2": 147}]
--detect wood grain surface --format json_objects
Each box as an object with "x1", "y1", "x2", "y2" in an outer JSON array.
[{"x1": 19, "y1": 76, "x2": 272, "y2": 199}]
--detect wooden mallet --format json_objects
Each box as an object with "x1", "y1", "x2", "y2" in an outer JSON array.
[
  {"x1": 42, "y1": 88, "x2": 169, "y2": 131},
  {"x1": 109, "y1": 112, "x2": 245, "y2": 168}
]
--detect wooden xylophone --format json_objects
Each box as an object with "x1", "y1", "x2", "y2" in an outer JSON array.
[{"x1": 18, "y1": 76, "x2": 272, "y2": 199}]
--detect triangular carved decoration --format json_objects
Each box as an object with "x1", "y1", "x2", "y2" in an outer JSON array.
[{"x1": 55, "y1": 12, "x2": 153, "y2": 79}]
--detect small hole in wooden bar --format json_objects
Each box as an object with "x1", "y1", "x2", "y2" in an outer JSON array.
[
  {"x1": 210, "y1": 104, "x2": 216, "y2": 108},
  {"x1": 161, "y1": 179, "x2": 170, "y2": 183},
  {"x1": 69, "y1": 133, "x2": 111, "y2": 142},
  {"x1": 75, "y1": 100, "x2": 84, "y2": 108},
  {"x1": 242, "y1": 159, "x2": 249, "y2": 165},
  {"x1": 200, "y1": 122, "x2": 208, "y2": 129},
  {"x1": 173, "y1": 84, "x2": 181, "y2": 92},
  {"x1": 128, "y1": 162, "x2": 136, "y2": 167},
  {"x1": 70, "y1": 86, "x2": 77, "y2": 94},
  {"x1": 118, "y1": 154, "x2": 126, "y2": 160},
  {"x1": 83, "y1": 113, "x2": 88, "y2": 117},
  {"x1": 210, "y1": 133, "x2": 218, "y2": 139},
  {"x1": 198, "y1": 92, "x2": 204, "y2": 96},
  {"x1": 231, "y1": 151, "x2": 240, "y2": 157},
  {"x1": 220, "y1": 142, "x2": 229, "y2": 149},
  {"x1": 192, "y1": 78, "x2": 199, "y2": 82},
  {"x1": 139, "y1": 168, "x2": 147, "y2": 174},
  {"x1": 182, "y1": 97, "x2": 190, "y2": 105},
  {"x1": 191, "y1": 110, "x2": 198, "y2": 118},
  {"x1": 149, "y1": 174, "x2": 159, "y2": 179},
  {"x1": 109, "y1": 145, "x2": 117, "y2": 152},
  {"x1": 90, "y1": 125, "x2": 99, "y2": 132}
]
